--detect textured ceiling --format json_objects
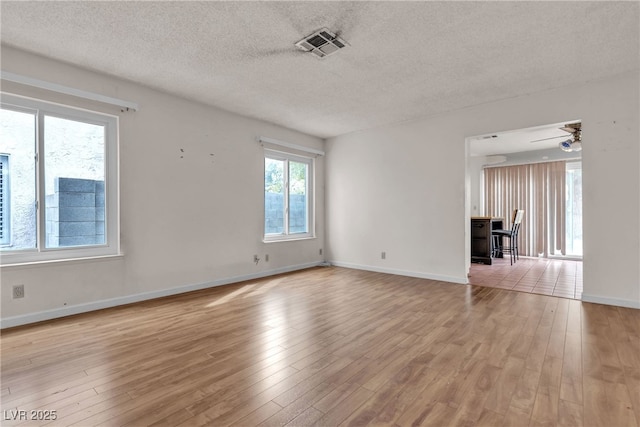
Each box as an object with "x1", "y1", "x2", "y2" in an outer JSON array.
[{"x1": 1, "y1": 1, "x2": 639, "y2": 139}]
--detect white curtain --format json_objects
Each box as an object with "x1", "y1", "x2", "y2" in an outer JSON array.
[{"x1": 484, "y1": 161, "x2": 566, "y2": 258}]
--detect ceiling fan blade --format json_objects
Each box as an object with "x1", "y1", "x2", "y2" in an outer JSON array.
[{"x1": 530, "y1": 135, "x2": 570, "y2": 143}]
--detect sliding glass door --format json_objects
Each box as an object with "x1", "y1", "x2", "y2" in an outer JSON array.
[
  {"x1": 483, "y1": 159, "x2": 583, "y2": 259},
  {"x1": 565, "y1": 161, "x2": 582, "y2": 257}
]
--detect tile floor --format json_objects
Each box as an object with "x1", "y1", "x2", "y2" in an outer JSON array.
[{"x1": 468, "y1": 255, "x2": 583, "y2": 300}]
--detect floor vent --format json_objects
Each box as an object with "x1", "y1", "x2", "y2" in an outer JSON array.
[{"x1": 295, "y1": 28, "x2": 348, "y2": 59}]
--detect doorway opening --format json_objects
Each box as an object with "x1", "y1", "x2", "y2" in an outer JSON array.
[{"x1": 467, "y1": 121, "x2": 583, "y2": 299}]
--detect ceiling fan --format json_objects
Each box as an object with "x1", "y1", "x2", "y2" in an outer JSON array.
[{"x1": 530, "y1": 122, "x2": 582, "y2": 152}]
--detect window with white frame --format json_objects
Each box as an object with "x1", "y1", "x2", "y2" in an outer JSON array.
[
  {"x1": 264, "y1": 149, "x2": 313, "y2": 241},
  {"x1": 0, "y1": 94, "x2": 119, "y2": 264}
]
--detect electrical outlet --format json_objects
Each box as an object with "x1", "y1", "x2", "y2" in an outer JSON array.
[
  {"x1": 265, "y1": 254, "x2": 269, "y2": 262},
  {"x1": 381, "y1": 251, "x2": 386, "y2": 260},
  {"x1": 253, "y1": 254, "x2": 260, "y2": 264},
  {"x1": 13, "y1": 285, "x2": 24, "y2": 299},
  {"x1": 319, "y1": 248, "x2": 323, "y2": 256}
]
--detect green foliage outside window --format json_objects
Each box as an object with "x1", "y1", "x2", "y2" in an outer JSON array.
[{"x1": 265, "y1": 159, "x2": 307, "y2": 195}]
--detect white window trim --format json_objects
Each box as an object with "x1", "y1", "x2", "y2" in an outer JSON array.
[
  {"x1": 263, "y1": 148, "x2": 315, "y2": 242},
  {"x1": 0, "y1": 154, "x2": 10, "y2": 247},
  {"x1": 0, "y1": 93, "x2": 120, "y2": 265}
]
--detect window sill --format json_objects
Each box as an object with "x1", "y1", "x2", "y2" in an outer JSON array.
[{"x1": 263, "y1": 236, "x2": 317, "y2": 244}]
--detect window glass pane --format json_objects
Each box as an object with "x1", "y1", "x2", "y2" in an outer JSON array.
[
  {"x1": 289, "y1": 161, "x2": 308, "y2": 234},
  {"x1": 0, "y1": 108, "x2": 36, "y2": 250},
  {"x1": 43, "y1": 115, "x2": 105, "y2": 248},
  {"x1": 265, "y1": 157, "x2": 285, "y2": 235}
]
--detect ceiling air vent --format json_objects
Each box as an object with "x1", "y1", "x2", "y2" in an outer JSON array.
[{"x1": 295, "y1": 28, "x2": 348, "y2": 59}]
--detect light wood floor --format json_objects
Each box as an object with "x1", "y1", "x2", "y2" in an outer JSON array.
[{"x1": 1, "y1": 267, "x2": 638, "y2": 426}]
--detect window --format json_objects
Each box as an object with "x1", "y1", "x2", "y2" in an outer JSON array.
[
  {"x1": 264, "y1": 149, "x2": 313, "y2": 241},
  {"x1": 0, "y1": 94, "x2": 118, "y2": 264}
]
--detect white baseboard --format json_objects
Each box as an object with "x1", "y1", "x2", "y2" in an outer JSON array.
[
  {"x1": 581, "y1": 293, "x2": 640, "y2": 309},
  {"x1": 1, "y1": 262, "x2": 324, "y2": 329},
  {"x1": 328, "y1": 261, "x2": 468, "y2": 285}
]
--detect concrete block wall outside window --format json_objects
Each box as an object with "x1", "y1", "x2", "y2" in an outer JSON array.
[
  {"x1": 265, "y1": 193, "x2": 307, "y2": 235},
  {"x1": 46, "y1": 177, "x2": 105, "y2": 247},
  {"x1": 288, "y1": 194, "x2": 308, "y2": 233}
]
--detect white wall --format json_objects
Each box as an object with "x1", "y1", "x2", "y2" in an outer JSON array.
[
  {"x1": 326, "y1": 71, "x2": 640, "y2": 308},
  {"x1": 326, "y1": 114, "x2": 470, "y2": 283},
  {"x1": 1, "y1": 47, "x2": 326, "y2": 326},
  {"x1": 468, "y1": 155, "x2": 486, "y2": 217}
]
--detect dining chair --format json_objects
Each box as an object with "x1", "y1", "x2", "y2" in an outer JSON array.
[{"x1": 492, "y1": 209, "x2": 525, "y2": 265}]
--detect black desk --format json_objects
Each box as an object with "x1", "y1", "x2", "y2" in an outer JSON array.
[{"x1": 471, "y1": 217, "x2": 504, "y2": 265}]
